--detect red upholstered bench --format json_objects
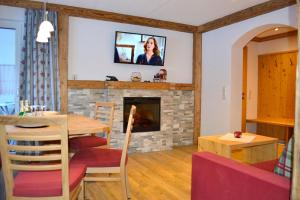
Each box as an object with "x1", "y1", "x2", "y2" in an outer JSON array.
[{"x1": 191, "y1": 152, "x2": 290, "y2": 200}]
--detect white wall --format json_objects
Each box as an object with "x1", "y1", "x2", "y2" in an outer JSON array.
[
  {"x1": 246, "y1": 36, "x2": 297, "y2": 132},
  {"x1": 68, "y1": 17, "x2": 193, "y2": 83},
  {"x1": 201, "y1": 5, "x2": 297, "y2": 135}
]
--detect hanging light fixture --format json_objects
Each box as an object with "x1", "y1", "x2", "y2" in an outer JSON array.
[
  {"x1": 36, "y1": 0, "x2": 54, "y2": 43},
  {"x1": 36, "y1": 29, "x2": 50, "y2": 43}
]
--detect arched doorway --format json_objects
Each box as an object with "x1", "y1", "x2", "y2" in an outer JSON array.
[{"x1": 230, "y1": 24, "x2": 297, "y2": 132}]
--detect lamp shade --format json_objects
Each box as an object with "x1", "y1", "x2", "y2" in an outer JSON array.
[
  {"x1": 39, "y1": 20, "x2": 54, "y2": 32},
  {"x1": 36, "y1": 34, "x2": 48, "y2": 43},
  {"x1": 37, "y1": 28, "x2": 51, "y2": 38},
  {"x1": 36, "y1": 30, "x2": 49, "y2": 43}
]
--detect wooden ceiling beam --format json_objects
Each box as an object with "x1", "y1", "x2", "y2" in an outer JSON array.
[
  {"x1": 0, "y1": 0, "x2": 197, "y2": 33},
  {"x1": 198, "y1": 0, "x2": 297, "y2": 33},
  {"x1": 1, "y1": 0, "x2": 296, "y2": 33},
  {"x1": 252, "y1": 30, "x2": 298, "y2": 42}
]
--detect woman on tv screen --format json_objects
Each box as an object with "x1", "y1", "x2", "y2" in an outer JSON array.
[{"x1": 136, "y1": 37, "x2": 162, "y2": 66}]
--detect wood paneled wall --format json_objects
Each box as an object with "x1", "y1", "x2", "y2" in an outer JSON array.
[
  {"x1": 257, "y1": 51, "x2": 297, "y2": 140},
  {"x1": 258, "y1": 51, "x2": 297, "y2": 119}
]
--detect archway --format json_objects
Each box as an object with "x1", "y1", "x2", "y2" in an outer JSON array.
[{"x1": 230, "y1": 24, "x2": 297, "y2": 132}]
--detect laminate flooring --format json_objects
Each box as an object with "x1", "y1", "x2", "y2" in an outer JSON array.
[{"x1": 85, "y1": 145, "x2": 198, "y2": 200}]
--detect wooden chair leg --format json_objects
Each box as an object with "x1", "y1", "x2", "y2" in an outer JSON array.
[
  {"x1": 120, "y1": 169, "x2": 128, "y2": 200},
  {"x1": 125, "y1": 167, "x2": 131, "y2": 199},
  {"x1": 79, "y1": 181, "x2": 84, "y2": 200},
  {"x1": 83, "y1": 181, "x2": 86, "y2": 200}
]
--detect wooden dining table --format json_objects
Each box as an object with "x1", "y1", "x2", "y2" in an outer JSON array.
[
  {"x1": 6, "y1": 114, "x2": 110, "y2": 137},
  {"x1": 67, "y1": 114, "x2": 110, "y2": 136}
]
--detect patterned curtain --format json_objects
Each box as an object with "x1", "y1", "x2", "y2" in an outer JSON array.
[{"x1": 19, "y1": 9, "x2": 60, "y2": 111}]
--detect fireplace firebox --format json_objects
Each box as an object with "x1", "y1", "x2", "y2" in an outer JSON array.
[{"x1": 123, "y1": 97, "x2": 161, "y2": 133}]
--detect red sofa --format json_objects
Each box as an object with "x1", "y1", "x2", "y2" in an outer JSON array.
[{"x1": 191, "y1": 152, "x2": 291, "y2": 200}]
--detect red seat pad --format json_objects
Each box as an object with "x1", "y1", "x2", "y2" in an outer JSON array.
[
  {"x1": 69, "y1": 135, "x2": 107, "y2": 150},
  {"x1": 251, "y1": 159, "x2": 278, "y2": 172},
  {"x1": 71, "y1": 148, "x2": 127, "y2": 167},
  {"x1": 13, "y1": 163, "x2": 86, "y2": 197}
]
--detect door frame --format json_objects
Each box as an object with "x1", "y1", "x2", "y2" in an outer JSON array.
[{"x1": 241, "y1": 46, "x2": 248, "y2": 132}]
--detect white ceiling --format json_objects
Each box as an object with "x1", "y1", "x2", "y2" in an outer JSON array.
[{"x1": 34, "y1": 0, "x2": 271, "y2": 25}]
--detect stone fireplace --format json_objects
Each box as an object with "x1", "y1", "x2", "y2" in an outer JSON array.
[
  {"x1": 68, "y1": 88, "x2": 194, "y2": 153},
  {"x1": 123, "y1": 97, "x2": 160, "y2": 133}
]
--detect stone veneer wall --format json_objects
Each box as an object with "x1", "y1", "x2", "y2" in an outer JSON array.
[{"x1": 68, "y1": 89, "x2": 194, "y2": 152}]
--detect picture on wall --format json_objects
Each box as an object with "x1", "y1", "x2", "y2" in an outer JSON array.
[{"x1": 114, "y1": 31, "x2": 166, "y2": 66}]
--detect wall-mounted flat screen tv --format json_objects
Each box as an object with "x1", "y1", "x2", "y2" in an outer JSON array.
[{"x1": 114, "y1": 31, "x2": 166, "y2": 66}]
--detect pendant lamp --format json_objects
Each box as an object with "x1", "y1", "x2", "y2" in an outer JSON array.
[{"x1": 36, "y1": 1, "x2": 54, "y2": 43}]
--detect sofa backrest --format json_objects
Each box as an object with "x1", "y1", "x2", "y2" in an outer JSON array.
[{"x1": 191, "y1": 152, "x2": 290, "y2": 200}]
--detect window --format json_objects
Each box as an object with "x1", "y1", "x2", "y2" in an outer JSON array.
[
  {"x1": 0, "y1": 19, "x2": 23, "y2": 115},
  {"x1": 0, "y1": 28, "x2": 17, "y2": 115}
]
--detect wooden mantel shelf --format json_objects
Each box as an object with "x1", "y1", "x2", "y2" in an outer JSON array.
[{"x1": 68, "y1": 80, "x2": 194, "y2": 90}]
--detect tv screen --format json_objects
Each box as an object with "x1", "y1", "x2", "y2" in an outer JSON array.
[{"x1": 114, "y1": 31, "x2": 166, "y2": 66}]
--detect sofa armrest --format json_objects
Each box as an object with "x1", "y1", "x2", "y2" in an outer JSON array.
[{"x1": 191, "y1": 152, "x2": 290, "y2": 200}]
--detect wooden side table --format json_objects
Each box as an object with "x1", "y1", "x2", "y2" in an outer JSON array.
[{"x1": 198, "y1": 133, "x2": 278, "y2": 164}]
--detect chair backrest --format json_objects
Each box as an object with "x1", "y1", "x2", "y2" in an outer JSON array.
[
  {"x1": 120, "y1": 105, "x2": 136, "y2": 167},
  {"x1": 0, "y1": 115, "x2": 69, "y2": 199},
  {"x1": 94, "y1": 102, "x2": 115, "y2": 131}
]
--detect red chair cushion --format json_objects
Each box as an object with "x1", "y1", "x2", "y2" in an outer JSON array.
[
  {"x1": 69, "y1": 135, "x2": 107, "y2": 150},
  {"x1": 251, "y1": 159, "x2": 278, "y2": 172},
  {"x1": 71, "y1": 148, "x2": 127, "y2": 167},
  {"x1": 13, "y1": 163, "x2": 86, "y2": 197}
]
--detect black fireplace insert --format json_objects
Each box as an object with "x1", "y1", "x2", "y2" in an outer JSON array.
[{"x1": 123, "y1": 97, "x2": 161, "y2": 133}]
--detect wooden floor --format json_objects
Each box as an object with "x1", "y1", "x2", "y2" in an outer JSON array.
[
  {"x1": 84, "y1": 143, "x2": 284, "y2": 200},
  {"x1": 85, "y1": 145, "x2": 198, "y2": 200}
]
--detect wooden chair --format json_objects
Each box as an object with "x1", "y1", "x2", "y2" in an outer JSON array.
[
  {"x1": 71, "y1": 105, "x2": 136, "y2": 200},
  {"x1": 69, "y1": 102, "x2": 115, "y2": 151},
  {"x1": 0, "y1": 115, "x2": 86, "y2": 199}
]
